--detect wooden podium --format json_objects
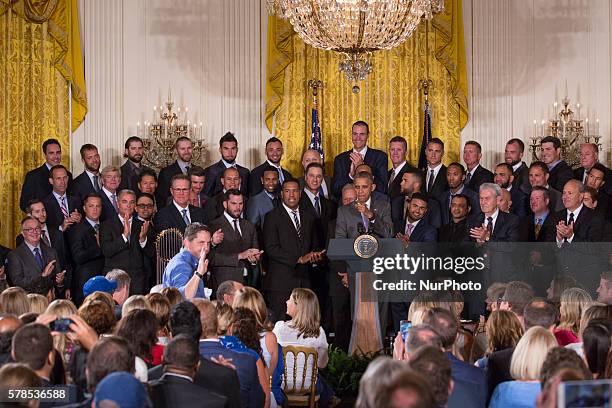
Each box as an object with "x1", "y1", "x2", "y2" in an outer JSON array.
[{"x1": 327, "y1": 238, "x2": 404, "y2": 355}]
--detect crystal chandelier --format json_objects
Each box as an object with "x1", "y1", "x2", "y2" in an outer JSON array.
[{"x1": 267, "y1": 0, "x2": 445, "y2": 82}]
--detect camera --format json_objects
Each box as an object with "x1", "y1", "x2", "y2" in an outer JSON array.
[{"x1": 49, "y1": 318, "x2": 72, "y2": 333}]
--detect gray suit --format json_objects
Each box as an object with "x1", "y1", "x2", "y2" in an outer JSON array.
[
  {"x1": 246, "y1": 190, "x2": 275, "y2": 229},
  {"x1": 335, "y1": 197, "x2": 393, "y2": 239},
  {"x1": 7, "y1": 243, "x2": 61, "y2": 294}
]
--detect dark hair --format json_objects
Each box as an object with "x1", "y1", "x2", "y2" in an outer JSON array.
[
  {"x1": 184, "y1": 223, "x2": 210, "y2": 242},
  {"x1": 281, "y1": 178, "x2": 300, "y2": 189},
  {"x1": 137, "y1": 192, "x2": 155, "y2": 203},
  {"x1": 83, "y1": 193, "x2": 102, "y2": 206},
  {"x1": 354, "y1": 171, "x2": 374, "y2": 184},
  {"x1": 422, "y1": 307, "x2": 458, "y2": 350},
  {"x1": 224, "y1": 189, "x2": 243, "y2": 202},
  {"x1": 389, "y1": 136, "x2": 407, "y2": 150},
  {"x1": 78, "y1": 300, "x2": 116, "y2": 335},
  {"x1": 540, "y1": 347, "x2": 591, "y2": 388},
  {"x1": 25, "y1": 199, "x2": 44, "y2": 214},
  {"x1": 404, "y1": 168, "x2": 425, "y2": 186},
  {"x1": 451, "y1": 193, "x2": 470, "y2": 207},
  {"x1": 116, "y1": 309, "x2": 159, "y2": 360},
  {"x1": 19, "y1": 313, "x2": 38, "y2": 325},
  {"x1": 305, "y1": 162, "x2": 324, "y2": 173},
  {"x1": 428, "y1": 137, "x2": 444, "y2": 149},
  {"x1": 352, "y1": 120, "x2": 370, "y2": 134},
  {"x1": 541, "y1": 136, "x2": 561, "y2": 149},
  {"x1": 219, "y1": 132, "x2": 238, "y2": 147},
  {"x1": 124, "y1": 136, "x2": 143, "y2": 150},
  {"x1": 86, "y1": 336, "x2": 135, "y2": 391},
  {"x1": 409, "y1": 346, "x2": 452, "y2": 406},
  {"x1": 589, "y1": 162, "x2": 607, "y2": 176},
  {"x1": 232, "y1": 308, "x2": 263, "y2": 360},
  {"x1": 146, "y1": 293, "x2": 171, "y2": 333},
  {"x1": 265, "y1": 137, "x2": 283, "y2": 147},
  {"x1": 138, "y1": 168, "x2": 157, "y2": 183},
  {"x1": 447, "y1": 162, "x2": 466, "y2": 175},
  {"x1": 216, "y1": 281, "x2": 238, "y2": 305},
  {"x1": 79, "y1": 144, "x2": 98, "y2": 158},
  {"x1": 523, "y1": 298, "x2": 557, "y2": 330},
  {"x1": 161, "y1": 287, "x2": 183, "y2": 308},
  {"x1": 49, "y1": 164, "x2": 68, "y2": 178},
  {"x1": 188, "y1": 166, "x2": 206, "y2": 178},
  {"x1": 12, "y1": 323, "x2": 53, "y2": 371},
  {"x1": 410, "y1": 192, "x2": 429, "y2": 205},
  {"x1": 175, "y1": 136, "x2": 192, "y2": 146},
  {"x1": 503, "y1": 281, "x2": 534, "y2": 317},
  {"x1": 169, "y1": 301, "x2": 202, "y2": 341},
  {"x1": 530, "y1": 185, "x2": 550, "y2": 201},
  {"x1": 380, "y1": 369, "x2": 435, "y2": 407},
  {"x1": 584, "y1": 186, "x2": 598, "y2": 202},
  {"x1": 261, "y1": 165, "x2": 279, "y2": 178},
  {"x1": 464, "y1": 140, "x2": 482, "y2": 153},
  {"x1": 0, "y1": 363, "x2": 42, "y2": 391},
  {"x1": 583, "y1": 318, "x2": 612, "y2": 377},
  {"x1": 529, "y1": 161, "x2": 549, "y2": 175},
  {"x1": 507, "y1": 138, "x2": 525, "y2": 153},
  {"x1": 163, "y1": 334, "x2": 200, "y2": 370},
  {"x1": 170, "y1": 173, "x2": 191, "y2": 188},
  {"x1": 496, "y1": 162, "x2": 514, "y2": 174},
  {"x1": 42, "y1": 139, "x2": 61, "y2": 154}
]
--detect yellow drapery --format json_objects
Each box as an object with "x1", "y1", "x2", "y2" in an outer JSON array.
[
  {"x1": 0, "y1": 0, "x2": 87, "y2": 247},
  {"x1": 265, "y1": 0, "x2": 468, "y2": 177}
]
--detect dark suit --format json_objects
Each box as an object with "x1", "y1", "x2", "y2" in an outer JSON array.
[
  {"x1": 546, "y1": 186, "x2": 565, "y2": 213},
  {"x1": 157, "y1": 162, "x2": 203, "y2": 208},
  {"x1": 19, "y1": 164, "x2": 73, "y2": 212},
  {"x1": 204, "y1": 161, "x2": 249, "y2": 197},
  {"x1": 7, "y1": 243, "x2": 60, "y2": 294},
  {"x1": 298, "y1": 175, "x2": 334, "y2": 201},
  {"x1": 520, "y1": 212, "x2": 557, "y2": 242},
  {"x1": 153, "y1": 203, "x2": 208, "y2": 235},
  {"x1": 555, "y1": 207, "x2": 603, "y2": 243},
  {"x1": 388, "y1": 163, "x2": 418, "y2": 200},
  {"x1": 332, "y1": 148, "x2": 389, "y2": 198},
  {"x1": 263, "y1": 206, "x2": 317, "y2": 321},
  {"x1": 512, "y1": 162, "x2": 531, "y2": 195},
  {"x1": 99, "y1": 216, "x2": 155, "y2": 295},
  {"x1": 98, "y1": 189, "x2": 119, "y2": 223},
  {"x1": 446, "y1": 352, "x2": 486, "y2": 408},
  {"x1": 326, "y1": 219, "x2": 351, "y2": 352},
  {"x1": 465, "y1": 165, "x2": 494, "y2": 193},
  {"x1": 148, "y1": 357, "x2": 241, "y2": 408},
  {"x1": 548, "y1": 160, "x2": 574, "y2": 192},
  {"x1": 209, "y1": 215, "x2": 259, "y2": 287},
  {"x1": 66, "y1": 219, "x2": 105, "y2": 305},
  {"x1": 438, "y1": 218, "x2": 469, "y2": 242},
  {"x1": 118, "y1": 161, "x2": 154, "y2": 193},
  {"x1": 466, "y1": 211, "x2": 521, "y2": 243},
  {"x1": 391, "y1": 195, "x2": 442, "y2": 230},
  {"x1": 508, "y1": 186, "x2": 528, "y2": 218},
  {"x1": 486, "y1": 347, "x2": 514, "y2": 402},
  {"x1": 436, "y1": 187, "x2": 480, "y2": 226},
  {"x1": 248, "y1": 162, "x2": 292, "y2": 197},
  {"x1": 393, "y1": 218, "x2": 437, "y2": 242},
  {"x1": 199, "y1": 340, "x2": 264, "y2": 408},
  {"x1": 424, "y1": 165, "x2": 448, "y2": 198},
  {"x1": 574, "y1": 165, "x2": 612, "y2": 195},
  {"x1": 149, "y1": 373, "x2": 227, "y2": 408},
  {"x1": 42, "y1": 193, "x2": 81, "y2": 231},
  {"x1": 70, "y1": 171, "x2": 99, "y2": 204},
  {"x1": 335, "y1": 198, "x2": 394, "y2": 240}
]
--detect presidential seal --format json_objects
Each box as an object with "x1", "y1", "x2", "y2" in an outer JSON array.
[{"x1": 354, "y1": 234, "x2": 379, "y2": 259}]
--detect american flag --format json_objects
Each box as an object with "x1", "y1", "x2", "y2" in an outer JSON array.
[
  {"x1": 418, "y1": 100, "x2": 432, "y2": 170},
  {"x1": 308, "y1": 107, "x2": 324, "y2": 163}
]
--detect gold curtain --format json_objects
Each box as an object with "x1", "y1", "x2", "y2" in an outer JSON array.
[
  {"x1": 265, "y1": 0, "x2": 468, "y2": 177},
  {"x1": 0, "y1": 0, "x2": 87, "y2": 247}
]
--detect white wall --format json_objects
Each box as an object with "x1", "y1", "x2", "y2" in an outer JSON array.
[{"x1": 72, "y1": 0, "x2": 270, "y2": 173}]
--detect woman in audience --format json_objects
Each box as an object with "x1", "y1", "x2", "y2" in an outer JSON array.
[
  {"x1": 273, "y1": 288, "x2": 334, "y2": 408},
  {"x1": 215, "y1": 302, "x2": 234, "y2": 336},
  {"x1": 555, "y1": 287, "x2": 592, "y2": 346},
  {"x1": 475, "y1": 310, "x2": 523, "y2": 369},
  {"x1": 46, "y1": 299, "x2": 78, "y2": 364},
  {"x1": 116, "y1": 308, "x2": 159, "y2": 382},
  {"x1": 145, "y1": 293, "x2": 171, "y2": 366},
  {"x1": 546, "y1": 276, "x2": 577, "y2": 305},
  {"x1": 27, "y1": 293, "x2": 49, "y2": 314},
  {"x1": 78, "y1": 300, "x2": 116, "y2": 336},
  {"x1": 0, "y1": 287, "x2": 29, "y2": 316},
  {"x1": 566, "y1": 304, "x2": 612, "y2": 357},
  {"x1": 121, "y1": 295, "x2": 151, "y2": 317},
  {"x1": 160, "y1": 287, "x2": 182, "y2": 308},
  {"x1": 582, "y1": 318, "x2": 612, "y2": 378},
  {"x1": 489, "y1": 326, "x2": 557, "y2": 407}
]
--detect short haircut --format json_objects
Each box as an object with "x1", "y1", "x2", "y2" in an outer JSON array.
[
  {"x1": 83, "y1": 193, "x2": 102, "y2": 205},
  {"x1": 389, "y1": 135, "x2": 407, "y2": 150},
  {"x1": 428, "y1": 137, "x2": 444, "y2": 149},
  {"x1": 0, "y1": 363, "x2": 42, "y2": 389},
  {"x1": 507, "y1": 138, "x2": 525, "y2": 153},
  {"x1": 49, "y1": 164, "x2": 68, "y2": 178},
  {"x1": 584, "y1": 186, "x2": 598, "y2": 202},
  {"x1": 530, "y1": 186, "x2": 550, "y2": 201},
  {"x1": 175, "y1": 136, "x2": 192, "y2": 146},
  {"x1": 222, "y1": 166, "x2": 239, "y2": 178},
  {"x1": 281, "y1": 178, "x2": 300, "y2": 189},
  {"x1": 219, "y1": 131, "x2": 238, "y2": 147},
  {"x1": 170, "y1": 173, "x2": 191, "y2": 188},
  {"x1": 540, "y1": 347, "x2": 591, "y2": 388},
  {"x1": 138, "y1": 168, "x2": 157, "y2": 183},
  {"x1": 305, "y1": 162, "x2": 324, "y2": 173},
  {"x1": 20, "y1": 215, "x2": 39, "y2": 230},
  {"x1": 383, "y1": 368, "x2": 435, "y2": 407},
  {"x1": 464, "y1": 140, "x2": 482, "y2": 153},
  {"x1": 451, "y1": 193, "x2": 470, "y2": 208},
  {"x1": 404, "y1": 324, "x2": 442, "y2": 354},
  {"x1": 192, "y1": 299, "x2": 217, "y2": 338},
  {"x1": 421, "y1": 307, "x2": 458, "y2": 350},
  {"x1": 216, "y1": 280, "x2": 239, "y2": 304},
  {"x1": 163, "y1": 334, "x2": 200, "y2": 370},
  {"x1": 101, "y1": 165, "x2": 121, "y2": 178},
  {"x1": 541, "y1": 136, "x2": 561, "y2": 149},
  {"x1": 169, "y1": 301, "x2": 202, "y2": 341},
  {"x1": 589, "y1": 162, "x2": 607, "y2": 175},
  {"x1": 523, "y1": 298, "x2": 558, "y2": 330},
  {"x1": 86, "y1": 336, "x2": 135, "y2": 391},
  {"x1": 408, "y1": 346, "x2": 452, "y2": 406},
  {"x1": 265, "y1": 136, "x2": 282, "y2": 147},
  {"x1": 502, "y1": 281, "x2": 534, "y2": 317},
  {"x1": 529, "y1": 161, "x2": 549, "y2": 174},
  {"x1": 354, "y1": 171, "x2": 373, "y2": 184},
  {"x1": 447, "y1": 162, "x2": 466, "y2": 175},
  {"x1": 496, "y1": 162, "x2": 514, "y2": 174},
  {"x1": 117, "y1": 189, "x2": 136, "y2": 201},
  {"x1": 184, "y1": 223, "x2": 210, "y2": 242},
  {"x1": 480, "y1": 182, "x2": 502, "y2": 197},
  {"x1": 410, "y1": 192, "x2": 429, "y2": 205},
  {"x1": 510, "y1": 326, "x2": 557, "y2": 380},
  {"x1": 137, "y1": 192, "x2": 155, "y2": 203},
  {"x1": 79, "y1": 143, "x2": 98, "y2": 158},
  {"x1": 188, "y1": 166, "x2": 206, "y2": 178},
  {"x1": 25, "y1": 199, "x2": 44, "y2": 215},
  {"x1": 261, "y1": 165, "x2": 279, "y2": 177},
  {"x1": 105, "y1": 269, "x2": 131, "y2": 290},
  {"x1": 124, "y1": 136, "x2": 143, "y2": 149},
  {"x1": 352, "y1": 120, "x2": 369, "y2": 134},
  {"x1": 224, "y1": 189, "x2": 243, "y2": 202},
  {"x1": 581, "y1": 142, "x2": 599, "y2": 153},
  {"x1": 12, "y1": 323, "x2": 53, "y2": 370},
  {"x1": 42, "y1": 138, "x2": 61, "y2": 154}
]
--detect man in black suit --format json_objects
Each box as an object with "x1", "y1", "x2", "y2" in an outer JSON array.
[
  {"x1": 67, "y1": 193, "x2": 105, "y2": 306},
  {"x1": 505, "y1": 138, "x2": 531, "y2": 195},
  {"x1": 438, "y1": 194, "x2": 470, "y2": 242},
  {"x1": 556, "y1": 179, "x2": 603, "y2": 244},
  {"x1": 70, "y1": 144, "x2": 102, "y2": 204},
  {"x1": 20, "y1": 138, "x2": 73, "y2": 212},
  {"x1": 424, "y1": 138, "x2": 448, "y2": 197},
  {"x1": 154, "y1": 174, "x2": 208, "y2": 235},
  {"x1": 135, "y1": 193, "x2": 157, "y2": 289},
  {"x1": 528, "y1": 161, "x2": 565, "y2": 212},
  {"x1": 149, "y1": 336, "x2": 227, "y2": 408},
  {"x1": 100, "y1": 189, "x2": 155, "y2": 295},
  {"x1": 573, "y1": 143, "x2": 611, "y2": 188},
  {"x1": 521, "y1": 186, "x2": 557, "y2": 242},
  {"x1": 42, "y1": 165, "x2": 82, "y2": 232},
  {"x1": 186, "y1": 167, "x2": 209, "y2": 208},
  {"x1": 332, "y1": 121, "x2": 388, "y2": 198},
  {"x1": 7, "y1": 217, "x2": 63, "y2": 295},
  {"x1": 494, "y1": 163, "x2": 528, "y2": 217},
  {"x1": 203, "y1": 132, "x2": 249, "y2": 197},
  {"x1": 584, "y1": 163, "x2": 611, "y2": 220},
  {"x1": 263, "y1": 179, "x2": 325, "y2": 322},
  {"x1": 541, "y1": 136, "x2": 574, "y2": 192},
  {"x1": 249, "y1": 137, "x2": 292, "y2": 197},
  {"x1": 436, "y1": 162, "x2": 479, "y2": 225},
  {"x1": 388, "y1": 136, "x2": 417, "y2": 200},
  {"x1": 99, "y1": 165, "x2": 122, "y2": 222},
  {"x1": 209, "y1": 189, "x2": 261, "y2": 288},
  {"x1": 157, "y1": 137, "x2": 203, "y2": 208},
  {"x1": 391, "y1": 169, "x2": 442, "y2": 229},
  {"x1": 463, "y1": 141, "x2": 494, "y2": 192},
  {"x1": 119, "y1": 136, "x2": 155, "y2": 193},
  {"x1": 298, "y1": 149, "x2": 333, "y2": 200},
  {"x1": 204, "y1": 167, "x2": 245, "y2": 222}
]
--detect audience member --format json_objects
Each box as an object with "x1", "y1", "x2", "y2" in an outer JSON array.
[
  {"x1": 539, "y1": 347, "x2": 591, "y2": 389},
  {"x1": 93, "y1": 371, "x2": 151, "y2": 408},
  {"x1": 160, "y1": 287, "x2": 182, "y2": 309},
  {"x1": 596, "y1": 271, "x2": 612, "y2": 305},
  {"x1": 0, "y1": 314, "x2": 22, "y2": 366},
  {"x1": 555, "y1": 287, "x2": 592, "y2": 346},
  {"x1": 582, "y1": 318, "x2": 612, "y2": 378},
  {"x1": 475, "y1": 310, "x2": 523, "y2": 369},
  {"x1": 116, "y1": 308, "x2": 158, "y2": 382},
  {"x1": 1, "y1": 287, "x2": 30, "y2": 317},
  {"x1": 409, "y1": 345, "x2": 453, "y2": 407},
  {"x1": 105, "y1": 269, "x2": 131, "y2": 318},
  {"x1": 216, "y1": 280, "x2": 244, "y2": 306},
  {"x1": 145, "y1": 293, "x2": 171, "y2": 366},
  {"x1": 0, "y1": 363, "x2": 42, "y2": 406},
  {"x1": 121, "y1": 295, "x2": 151, "y2": 317}
]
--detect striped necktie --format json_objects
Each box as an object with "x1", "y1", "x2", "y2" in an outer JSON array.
[
  {"x1": 292, "y1": 210, "x2": 302, "y2": 240},
  {"x1": 59, "y1": 196, "x2": 69, "y2": 217}
]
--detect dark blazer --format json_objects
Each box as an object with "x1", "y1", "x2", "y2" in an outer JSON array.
[
  {"x1": 393, "y1": 218, "x2": 437, "y2": 242},
  {"x1": 42, "y1": 193, "x2": 81, "y2": 231},
  {"x1": 148, "y1": 357, "x2": 241, "y2": 408},
  {"x1": 512, "y1": 162, "x2": 531, "y2": 195},
  {"x1": 99, "y1": 215, "x2": 155, "y2": 295},
  {"x1": 555, "y1": 207, "x2": 603, "y2": 242},
  {"x1": 199, "y1": 340, "x2": 264, "y2": 408},
  {"x1": 332, "y1": 147, "x2": 389, "y2": 198},
  {"x1": 20, "y1": 164, "x2": 73, "y2": 212},
  {"x1": 546, "y1": 187, "x2": 565, "y2": 213},
  {"x1": 153, "y1": 203, "x2": 208, "y2": 235},
  {"x1": 298, "y1": 175, "x2": 334, "y2": 201},
  {"x1": 574, "y1": 165, "x2": 612, "y2": 194},
  {"x1": 391, "y1": 195, "x2": 442, "y2": 230},
  {"x1": 509, "y1": 186, "x2": 528, "y2": 218},
  {"x1": 263, "y1": 206, "x2": 317, "y2": 292},
  {"x1": 66, "y1": 219, "x2": 105, "y2": 305},
  {"x1": 246, "y1": 190, "x2": 276, "y2": 230},
  {"x1": 149, "y1": 374, "x2": 227, "y2": 408},
  {"x1": 447, "y1": 352, "x2": 486, "y2": 408},
  {"x1": 7, "y1": 243, "x2": 60, "y2": 294},
  {"x1": 248, "y1": 162, "x2": 292, "y2": 197},
  {"x1": 466, "y1": 211, "x2": 521, "y2": 242},
  {"x1": 70, "y1": 171, "x2": 99, "y2": 204},
  {"x1": 520, "y1": 212, "x2": 557, "y2": 242},
  {"x1": 465, "y1": 165, "x2": 494, "y2": 192},
  {"x1": 118, "y1": 161, "x2": 155, "y2": 193},
  {"x1": 0, "y1": 245, "x2": 10, "y2": 267},
  {"x1": 204, "y1": 160, "x2": 250, "y2": 197},
  {"x1": 436, "y1": 187, "x2": 480, "y2": 226},
  {"x1": 299, "y1": 192, "x2": 337, "y2": 246},
  {"x1": 157, "y1": 162, "x2": 204, "y2": 208},
  {"x1": 209, "y1": 215, "x2": 259, "y2": 286},
  {"x1": 425, "y1": 165, "x2": 448, "y2": 198},
  {"x1": 388, "y1": 163, "x2": 418, "y2": 200},
  {"x1": 335, "y1": 197, "x2": 393, "y2": 239},
  {"x1": 548, "y1": 160, "x2": 574, "y2": 192},
  {"x1": 486, "y1": 347, "x2": 514, "y2": 402},
  {"x1": 438, "y1": 218, "x2": 469, "y2": 242},
  {"x1": 98, "y1": 190, "x2": 119, "y2": 223}
]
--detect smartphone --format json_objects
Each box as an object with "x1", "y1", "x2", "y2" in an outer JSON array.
[
  {"x1": 50, "y1": 318, "x2": 72, "y2": 333},
  {"x1": 557, "y1": 379, "x2": 612, "y2": 408},
  {"x1": 400, "y1": 320, "x2": 412, "y2": 341}
]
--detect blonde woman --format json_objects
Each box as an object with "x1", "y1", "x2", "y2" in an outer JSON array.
[
  {"x1": 121, "y1": 295, "x2": 151, "y2": 317},
  {"x1": 0, "y1": 287, "x2": 29, "y2": 316},
  {"x1": 566, "y1": 303, "x2": 612, "y2": 357},
  {"x1": 45, "y1": 299, "x2": 78, "y2": 364},
  {"x1": 489, "y1": 326, "x2": 557, "y2": 408},
  {"x1": 475, "y1": 310, "x2": 523, "y2": 369},
  {"x1": 555, "y1": 287, "x2": 593, "y2": 346},
  {"x1": 216, "y1": 303, "x2": 234, "y2": 336},
  {"x1": 27, "y1": 293, "x2": 49, "y2": 314}
]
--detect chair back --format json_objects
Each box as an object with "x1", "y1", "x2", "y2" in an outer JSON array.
[
  {"x1": 281, "y1": 345, "x2": 318, "y2": 406},
  {"x1": 155, "y1": 228, "x2": 183, "y2": 283}
]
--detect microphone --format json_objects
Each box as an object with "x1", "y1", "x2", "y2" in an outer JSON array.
[{"x1": 357, "y1": 222, "x2": 365, "y2": 236}]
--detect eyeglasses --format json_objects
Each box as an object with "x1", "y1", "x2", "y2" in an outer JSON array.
[
  {"x1": 23, "y1": 227, "x2": 42, "y2": 233},
  {"x1": 137, "y1": 204, "x2": 154, "y2": 209}
]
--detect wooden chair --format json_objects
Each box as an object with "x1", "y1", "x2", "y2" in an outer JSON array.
[
  {"x1": 155, "y1": 228, "x2": 183, "y2": 284},
  {"x1": 281, "y1": 345, "x2": 319, "y2": 408}
]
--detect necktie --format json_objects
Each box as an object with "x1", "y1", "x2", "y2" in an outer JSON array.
[
  {"x1": 362, "y1": 203, "x2": 370, "y2": 231},
  {"x1": 59, "y1": 196, "x2": 69, "y2": 217},
  {"x1": 277, "y1": 167, "x2": 285, "y2": 184},
  {"x1": 314, "y1": 195, "x2": 321, "y2": 217},
  {"x1": 466, "y1": 172, "x2": 472, "y2": 185},
  {"x1": 292, "y1": 210, "x2": 302, "y2": 240},
  {"x1": 405, "y1": 223, "x2": 414, "y2": 237},
  {"x1": 404, "y1": 197, "x2": 410, "y2": 220},
  {"x1": 124, "y1": 218, "x2": 131, "y2": 243},
  {"x1": 92, "y1": 175, "x2": 100, "y2": 191},
  {"x1": 427, "y1": 169, "x2": 435, "y2": 192},
  {"x1": 534, "y1": 218, "x2": 542, "y2": 239},
  {"x1": 486, "y1": 216, "x2": 494, "y2": 237},
  {"x1": 272, "y1": 195, "x2": 280, "y2": 208},
  {"x1": 233, "y1": 218, "x2": 242, "y2": 238},
  {"x1": 111, "y1": 194, "x2": 118, "y2": 213},
  {"x1": 182, "y1": 209, "x2": 190, "y2": 226},
  {"x1": 184, "y1": 165, "x2": 190, "y2": 174},
  {"x1": 568, "y1": 212, "x2": 575, "y2": 225},
  {"x1": 389, "y1": 169, "x2": 396, "y2": 187},
  {"x1": 33, "y1": 247, "x2": 44, "y2": 269}
]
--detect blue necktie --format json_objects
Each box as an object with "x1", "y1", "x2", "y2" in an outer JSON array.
[
  {"x1": 33, "y1": 247, "x2": 44, "y2": 270},
  {"x1": 314, "y1": 195, "x2": 321, "y2": 217},
  {"x1": 182, "y1": 209, "x2": 190, "y2": 225}
]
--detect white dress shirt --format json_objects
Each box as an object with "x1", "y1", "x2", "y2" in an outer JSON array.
[
  {"x1": 426, "y1": 163, "x2": 443, "y2": 189},
  {"x1": 173, "y1": 201, "x2": 191, "y2": 224}
]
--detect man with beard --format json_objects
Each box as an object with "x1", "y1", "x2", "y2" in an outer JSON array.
[
  {"x1": 119, "y1": 136, "x2": 155, "y2": 192},
  {"x1": 157, "y1": 137, "x2": 204, "y2": 208},
  {"x1": 71, "y1": 144, "x2": 102, "y2": 204},
  {"x1": 203, "y1": 132, "x2": 249, "y2": 197},
  {"x1": 187, "y1": 167, "x2": 209, "y2": 208},
  {"x1": 436, "y1": 162, "x2": 479, "y2": 225},
  {"x1": 438, "y1": 194, "x2": 470, "y2": 242},
  {"x1": 204, "y1": 167, "x2": 246, "y2": 222},
  {"x1": 248, "y1": 137, "x2": 292, "y2": 196},
  {"x1": 528, "y1": 162, "x2": 565, "y2": 212},
  {"x1": 505, "y1": 138, "x2": 531, "y2": 195},
  {"x1": 391, "y1": 169, "x2": 442, "y2": 229},
  {"x1": 493, "y1": 163, "x2": 528, "y2": 217}
]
